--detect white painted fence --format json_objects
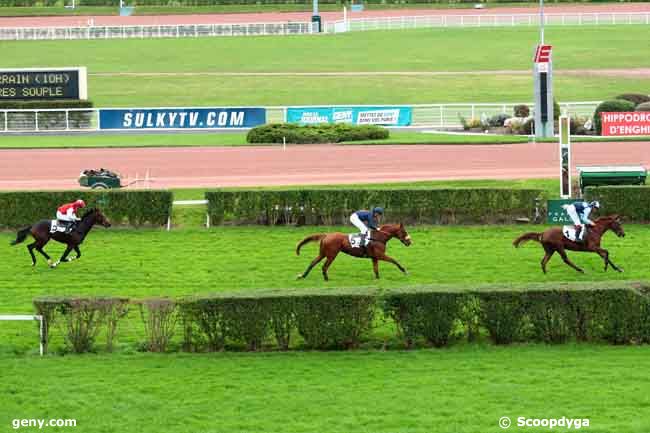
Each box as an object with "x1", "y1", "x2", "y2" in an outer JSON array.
[
  {"x1": 0, "y1": 21, "x2": 316, "y2": 41},
  {"x1": 0, "y1": 102, "x2": 600, "y2": 132},
  {"x1": 326, "y1": 12, "x2": 650, "y2": 33},
  {"x1": 0, "y1": 315, "x2": 44, "y2": 356}
]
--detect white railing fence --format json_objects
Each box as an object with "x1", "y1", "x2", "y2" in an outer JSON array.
[
  {"x1": 0, "y1": 102, "x2": 600, "y2": 132},
  {"x1": 0, "y1": 21, "x2": 316, "y2": 41},
  {"x1": 325, "y1": 12, "x2": 650, "y2": 33}
]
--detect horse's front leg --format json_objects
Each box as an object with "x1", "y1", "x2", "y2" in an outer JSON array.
[
  {"x1": 372, "y1": 257, "x2": 379, "y2": 279},
  {"x1": 595, "y1": 247, "x2": 623, "y2": 272},
  {"x1": 72, "y1": 245, "x2": 82, "y2": 261},
  {"x1": 52, "y1": 246, "x2": 73, "y2": 268},
  {"x1": 376, "y1": 253, "x2": 408, "y2": 276}
]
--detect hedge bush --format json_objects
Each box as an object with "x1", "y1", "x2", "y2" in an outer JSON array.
[
  {"x1": 593, "y1": 99, "x2": 636, "y2": 135},
  {"x1": 246, "y1": 123, "x2": 389, "y2": 144},
  {"x1": 205, "y1": 188, "x2": 543, "y2": 226},
  {"x1": 585, "y1": 186, "x2": 650, "y2": 223},
  {"x1": 513, "y1": 104, "x2": 530, "y2": 118},
  {"x1": 615, "y1": 93, "x2": 650, "y2": 107},
  {"x1": 33, "y1": 283, "x2": 650, "y2": 354},
  {"x1": 0, "y1": 190, "x2": 172, "y2": 229},
  {"x1": 0, "y1": 100, "x2": 93, "y2": 110}
]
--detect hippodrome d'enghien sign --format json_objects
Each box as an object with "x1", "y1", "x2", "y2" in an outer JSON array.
[{"x1": 0, "y1": 67, "x2": 88, "y2": 100}]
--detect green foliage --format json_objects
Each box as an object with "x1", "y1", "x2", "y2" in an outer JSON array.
[
  {"x1": 32, "y1": 283, "x2": 650, "y2": 353},
  {"x1": 615, "y1": 93, "x2": 650, "y2": 107},
  {"x1": 554, "y1": 99, "x2": 561, "y2": 120},
  {"x1": 513, "y1": 104, "x2": 530, "y2": 118},
  {"x1": 0, "y1": 100, "x2": 93, "y2": 109},
  {"x1": 0, "y1": 190, "x2": 173, "y2": 229},
  {"x1": 585, "y1": 186, "x2": 650, "y2": 223},
  {"x1": 593, "y1": 99, "x2": 636, "y2": 134},
  {"x1": 246, "y1": 123, "x2": 389, "y2": 144},
  {"x1": 487, "y1": 113, "x2": 509, "y2": 127},
  {"x1": 205, "y1": 188, "x2": 544, "y2": 226},
  {"x1": 635, "y1": 102, "x2": 650, "y2": 112}
]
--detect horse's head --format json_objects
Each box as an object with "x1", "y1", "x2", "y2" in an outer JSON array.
[
  {"x1": 380, "y1": 223, "x2": 411, "y2": 246},
  {"x1": 82, "y1": 208, "x2": 111, "y2": 228},
  {"x1": 598, "y1": 215, "x2": 624, "y2": 238}
]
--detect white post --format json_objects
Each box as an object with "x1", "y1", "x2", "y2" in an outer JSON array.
[
  {"x1": 283, "y1": 136, "x2": 286, "y2": 151},
  {"x1": 166, "y1": 216, "x2": 171, "y2": 231},
  {"x1": 559, "y1": 114, "x2": 571, "y2": 199},
  {"x1": 206, "y1": 213, "x2": 211, "y2": 228},
  {"x1": 39, "y1": 316, "x2": 44, "y2": 356}
]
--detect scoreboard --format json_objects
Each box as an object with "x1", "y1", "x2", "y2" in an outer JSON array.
[{"x1": 0, "y1": 67, "x2": 87, "y2": 100}]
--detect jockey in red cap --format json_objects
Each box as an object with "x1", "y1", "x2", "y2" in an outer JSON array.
[{"x1": 56, "y1": 199, "x2": 86, "y2": 231}]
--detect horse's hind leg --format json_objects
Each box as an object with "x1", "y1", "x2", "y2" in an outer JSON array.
[
  {"x1": 541, "y1": 245, "x2": 555, "y2": 274},
  {"x1": 557, "y1": 247, "x2": 584, "y2": 273},
  {"x1": 297, "y1": 254, "x2": 324, "y2": 279},
  {"x1": 35, "y1": 240, "x2": 52, "y2": 267},
  {"x1": 27, "y1": 242, "x2": 37, "y2": 266},
  {"x1": 321, "y1": 252, "x2": 339, "y2": 281}
]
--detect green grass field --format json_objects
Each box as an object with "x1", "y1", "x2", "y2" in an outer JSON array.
[
  {"x1": 2, "y1": 345, "x2": 650, "y2": 433},
  {"x1": 4, "y1": 26, "x2": 649, "y2": 105}
]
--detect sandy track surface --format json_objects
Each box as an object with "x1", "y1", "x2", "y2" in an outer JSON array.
[
  {"x1": 1, "y1": 3, "x2": 649, "y2": 27},
  {"x1": 1, "y1": 141, "x2": 648, "y2": 190}
]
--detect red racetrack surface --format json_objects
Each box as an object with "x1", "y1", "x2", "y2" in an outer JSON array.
[
  {"x1": 1, "y1": 3, "x2": 649, "y2": 27},
  {"x1": 1, "y1": 141, "x2": 648, "y2": 190}
]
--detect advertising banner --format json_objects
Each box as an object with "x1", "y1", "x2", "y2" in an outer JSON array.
[
  {"x1": 547, "y1": 199, "x2": 574, "y2": 224},
  {"x1": 99, "y1": 107, "x2": 266, "y2": 130},
  {"x1": 601, "y1": 111, "x2": 650, "y2": 136},
  {"x1": 287, "y1": 106, "x2": 412, "y2": 126}
]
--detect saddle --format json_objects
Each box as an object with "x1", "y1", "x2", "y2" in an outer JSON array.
[
  {"x1": 50, "y1": 220, "x2": 76, "y2": 234},
  {"x1": 349, "y1": 233, "x2": 372, "y2": 249},
  {"x1": 562, "y1": 225, "x2": 586, "y2": 242}
]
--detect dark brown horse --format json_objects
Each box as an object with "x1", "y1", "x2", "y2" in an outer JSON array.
[
  {"x1": 296, "y1": 223, "x2": 412, "y2": 280},
  {"x1": 10, "y1": 208, "x2": 111, "y2": 268},
  {"x1": 513, "y1": 215, "x2": 625, "y2": 273}
]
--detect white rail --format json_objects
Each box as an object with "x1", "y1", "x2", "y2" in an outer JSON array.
[
  {"x1": 0, "y1": 102, "x2": 600, "y2": 132},
  {"x1": 0, "y1": 21, "x2": 316, "y2": 40},
  {"x1": 0, "y1": 314, "x2": 44, "y2": 356},
  {"x1": 326, "y1": 12, "x2": 650, "y2": 33}
]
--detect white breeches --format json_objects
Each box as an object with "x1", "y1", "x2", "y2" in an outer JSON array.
[
  {"x1": 57, "y1": 210, "x2": 75, "y2": 222},
  {"x1": 563, "y1": 205, "x2": 582, "y2": 226},
  {"x1": 349, "y1": 213, "x2": 369, "y2": 234}
]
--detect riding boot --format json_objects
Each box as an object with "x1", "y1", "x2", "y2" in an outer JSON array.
[{"x1": 575, "y1": 225, "x2": 583, "y2": 243}]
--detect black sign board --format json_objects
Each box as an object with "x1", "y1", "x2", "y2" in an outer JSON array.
[{"x1": 0, "y1": 69, "x2": 83, "y2": 100}]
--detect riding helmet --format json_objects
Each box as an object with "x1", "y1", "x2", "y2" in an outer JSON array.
[
  {"x1": 590, "y1": 200, "x2": 601, "y2": 209},
  {"x1": 75, "y1": 199, "x2": 86, "y2": 207},
  {"x1": 373, "y1": 207, "x2": 384, "y2": 215}
]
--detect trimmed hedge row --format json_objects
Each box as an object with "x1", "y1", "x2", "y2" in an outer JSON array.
[
  {"x1": 0, "y1": 100, "x2": 93, "y2": 110},
  {"x1": 0, "y1": 190, "x2": 172, "y2": 229},
  {"x1": 593, "y1": 99, "x2": 636, "y2": 135},
  {"x1": 246, "y1": 123, "x2": 389, "y2": 144},
  {"x1": 205, "y1": 188, "x2": 543, "y2": 225},
  {"x1": 585, "y1": 186, "x2": 650, "y2": 223},
  {"x1": 33, "y1": 283, "x2": 650, "y2": 353}
]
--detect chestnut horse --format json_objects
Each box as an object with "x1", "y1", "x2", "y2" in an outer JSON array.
[
  {"x1": 513, "y1": 215, "x2": 625, "y2": 274},
  {"x1": 296, "y1": 223, "x2": 412, "y2": 280}
]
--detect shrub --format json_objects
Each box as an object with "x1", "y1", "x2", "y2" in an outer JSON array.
[
  {"x1": 246, "y1": 123, "x2": 388, "y2": 144},
  {"x1": 513, "y1": 104, "x2": 530, "y2": 118},
  {"x1": 478, "y1": 292, "x2": 527, "y2": 344},
  {"x1": 585, "y1": 186, "x2": 650, "y2": 223},
  {"x1": 554, "y1": 99, "x2": 561, "y2": 120},
  {"x1": 593, "y1": 100, "x2": 636, "y2": 135},
  {"x1": 487, "y1": 113, "x2": 509, "y2": 128},
  {"x1": 635, "y1": 102, "x2": 650, "y2": 112},
  {"x1": 525, "y1": 290, "x2": 574, "y2": 344},
  {"x1": 205, "y1": 188, "x2": 544, "y2": 226},
  {"x1": 570, "y1": 116, "x2": 591, "y2": 135},
  {"x1": 616, "y1": 93, "x2": 650, "y2": 107},
  {"x1": 383, "y1": 291, "x2": 466, "y2": 347},
  {"x1": 137, "y1": 298, "x2": 178, "y2": 352},
  {"x1": 0, "y1": 190, "x2": 172, "y2": 229}
]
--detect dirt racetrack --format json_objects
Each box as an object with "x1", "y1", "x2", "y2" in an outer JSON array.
[{"x1": 1, "y1": 141, "x2": 648, "y2": 190}]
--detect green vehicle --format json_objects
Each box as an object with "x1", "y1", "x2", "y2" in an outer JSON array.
[{"x1": 78, "y1": 169, "x2": 122, "y2": 190}]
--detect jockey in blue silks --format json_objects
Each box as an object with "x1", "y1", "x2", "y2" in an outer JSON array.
[
  {"x1": 562, "y1": 200, "x2": 600, "y2": 242},
  {"x1": 350, "y1": 207, "x2": 384, "y2": 245}
]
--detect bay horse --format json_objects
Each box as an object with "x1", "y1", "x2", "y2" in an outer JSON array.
[
  {"x1": 296, "y1": 223, "x2": 412, "y2": 281},
  {"x1": 10, "y1": 208, "x2": 111, "y2": 268},
  {"x1": 513, "y1": 215, "x2": 625, "y2": 274}
]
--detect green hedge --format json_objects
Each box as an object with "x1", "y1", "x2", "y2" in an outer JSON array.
[
  {"x1": 585, "y1": 186, "x2": 650, "y2": 223},
  {"x1": 205, "y1": 188, "x2": 543, "y2": 225},
  {"x1": 593, "y1": 99, "x2": 636, "y2": 135},
  {"x1": 246, "y1": 123, "x2": 389, "y2": 144},
  {"x1": 0, "y1": 100, "x2": 93, "y2": 109},
  {"x1": 33, "y1": 283, "x2": 650, "y2": 353},
  {"x1": 0, "y1": 190, "x2": 172, "y2": 229}
]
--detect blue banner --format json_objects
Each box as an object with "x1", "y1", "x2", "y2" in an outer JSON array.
[
  {"x1": 287, "y1": 106, "x2": 412, "y2": 126},
  {"x1": 99, "y1": 108, "x2": 266, "y2": 130}
]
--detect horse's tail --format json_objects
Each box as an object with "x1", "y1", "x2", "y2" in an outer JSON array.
[
  {"x1": 10, "y1": 226, "x2": 32, "y2": 246},
  {"x1": 296, "y1": 234, "x2": 326, "y2": 255},
  {"x1": 513, "y1": 232, "x2": 542, "y2": 248}
]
